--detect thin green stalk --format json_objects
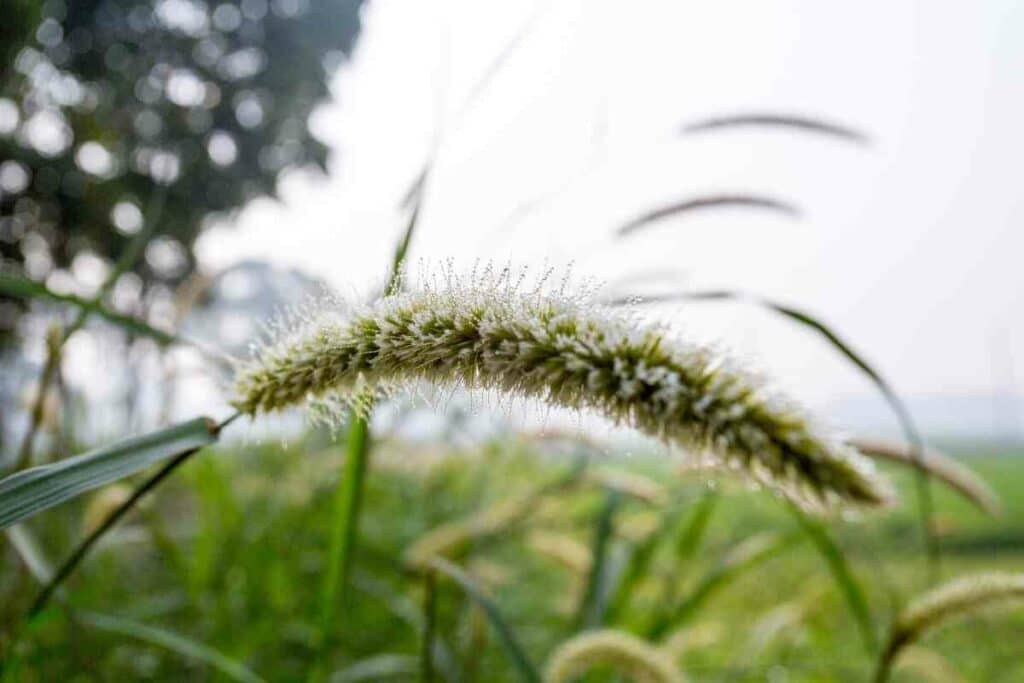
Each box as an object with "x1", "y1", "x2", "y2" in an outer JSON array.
[
  {"x1": 315, "y1": 168, "x2": 427, "y2": 670},
  {"x1": 606, "y1": 499, "x2": 687, "y2": 624},
  {"x1": 351, "y1": 571, "x2": 462, "y2": 683},
  {"x1": 788, "y1": 504, "x2": 877, "y2": 653},
  {"x1": 388, "y1": 186, "x2": 425, "y2": 295},
  {"x1": 421, "y1": 570, "x2": 437, "y2": 683},
  {"x1": 646, "y1": 491, "x2": 718, "y2": 639},
  {"x1": 428, "y1": 558, "x2": 541, "y2": 683},
  {"x1": 575, "y1": 490, "x2": 621, "y2": 630},
  {"x1": 318, "y1": 415, "x2": 371, "y2": 655}
]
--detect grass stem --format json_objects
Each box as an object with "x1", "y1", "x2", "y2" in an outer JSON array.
[
  {"x1": 420, "y1": 570, "x2": 437, "y2": 683},
  {"x1": 316, "y1": 414, "x2": 371, "y2": 662}
]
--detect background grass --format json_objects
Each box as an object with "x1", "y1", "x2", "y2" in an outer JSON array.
[{"x1": 2, "y1": 431, "x2": 1022, "y2": 681}]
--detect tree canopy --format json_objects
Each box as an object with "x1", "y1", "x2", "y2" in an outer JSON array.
[{"x1": 0, "y1": 0, "x2": 364, "y2": 336}]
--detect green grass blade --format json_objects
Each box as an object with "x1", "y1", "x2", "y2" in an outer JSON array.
[
  {"x1": 606, "y1": 501, "x2": 686, "y2": 624},
  {"x1": 0, "y1": 417, "x2": 218, "y2": 530},
  {"x1": 576, "y1": 490, "x2": 622, "y2": 629},
  {"x1": 316, "y1": 172, "x2": 425, "y2": 673},
  {"x1": 421, "y1": 570, "x2": 437, "y2": 683},
  {"x1": 788, "y1": 505, "x2": 877, "y2": 653},
  {"x1": 79, "y1": 611, "x2": 264, "y2": 683},
  {"x1": 428, "y1": 558, "x2": 541, "y2": 683},
  {"x1": 673, "y1": 491, "x2": 719, "y2": 562},
  {"x1": 0, "y1": 271, "x2": 176, "y2": 346},
  {"x1": 335, "y1": 654, "x2": 419, "y2": 682},
  {"x1": 645, "y1": 491, "x2": 719, "y2": 638},
  {"x1": 28, "y1": 416, "x2": 236, "y2": 618},
  {"x1": 352, "y1": 571, "x2": 462, "y2": 683},
  {"x1": 656, "y1": 532, "x2": 790, "y2": 638}
]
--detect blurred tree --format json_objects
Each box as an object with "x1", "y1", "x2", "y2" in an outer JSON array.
[{"x1": 0, "y1": 0, "x2": 364, "y2": 336}]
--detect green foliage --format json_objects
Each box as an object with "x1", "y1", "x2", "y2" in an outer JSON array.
[
  {"x1": 0, "y1": 416, "x2": 217, "y2": 529},
  {"x1": 0, "y1": 270, "x2": 175, "y2": 345},
  {"x1": 79, "y1": 611, "x2": 264, "y2": 683},
  {"x1": 574, "y1": 489, "x2": 621, "y2": 630},
  {"x1": 4, "y1": 437, "x2": 1021, "y2": 680},
  {"x1": 788, "y1": 504, "x2": 878, "y2": 653},
  {"x1": 0, "y1": 0, "x2": 364, "y2": 335},
  {"x1": 428, "y1": 558, "x2": 541, "y2": 683}
]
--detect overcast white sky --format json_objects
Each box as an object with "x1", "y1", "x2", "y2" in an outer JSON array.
[{"x1": 197, "y1": 0, "x2": 1024, "y2": 434}]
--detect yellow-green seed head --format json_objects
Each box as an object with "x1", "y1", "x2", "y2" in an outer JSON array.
[
  {"x1": 544, "y1": 629, "x2": 685, "y2": 683},
  {"x1": 894, "y1": 572, "x2": 1024, "y2": 645}
]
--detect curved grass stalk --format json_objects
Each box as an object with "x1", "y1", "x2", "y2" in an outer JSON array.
[
  {"x1": 527, "y1": 531, "x2": 592, "y2": 616},
  {"x1": 616, "y1": 195, "x2": 801, "y2": 237},
  {"x1": 0, "y1": 272, "x2": 179, "y2": 348},
  {"x1": 680, "y1": 113, "x2": 869, "y2": 144},
  {"x1": 233, "y1": 275, "x2": 891, "y2": 510},
  {"x1": 874, "y1": 572, "x2": 1024, "y2": 682},
  {"x1": 544, "y1": 629, "x2": 685, "y2": 683},
  {"x1": 850, "y1": 438, "x2": 1000, "y2": 516}
]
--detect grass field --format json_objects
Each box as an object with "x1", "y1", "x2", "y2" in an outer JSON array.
[{"x1": 2, "y1": 429, "x2": 1022, "y2": 682}]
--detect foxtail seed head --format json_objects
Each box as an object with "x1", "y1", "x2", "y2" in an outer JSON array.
[
  {"x1": 232, "y1": 271, "x2": 892, "y2": 510},
  {"x1": 875, "y1": 572, "x2": 1024, "y2": 682},
  {"x1": 544, "y1": 629, "x2": 685, "y2": 683},
  {"x1": 849, "y1": 437, "x2": 1001, "y2": 516},
  {"x1": 893, "y1": 572, "x2": 1024, "y2": 645}
]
